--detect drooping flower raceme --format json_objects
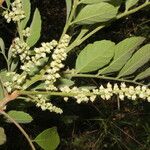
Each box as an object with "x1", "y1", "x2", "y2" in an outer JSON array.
[{"x1": 27, "y1": 95, "x2": 63, "y2": 114}]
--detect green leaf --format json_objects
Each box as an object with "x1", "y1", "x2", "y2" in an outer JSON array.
[
  {"x1": 7, "y1": 111, "x2": 33, "y2": 124},
  {"x1": 21, "y1": 0, "x2": 31, "y2": 29},
  {"x1": 73, "y1": 2, "x2": 118, "y2": 24},
  {"x1": 5, "y1": 0, "x2": 10, "y2": 8},
  {"x1": 26, "y1": 8, "x2": 41, "y2": 47},
  {"x1": 118, "y1": 44, "x2": 150, "y2": 78},
  {"x1": 0, "y1": 127, "x2": 6, "y2": 145},
  {"x1": 65, "y1": 0, "x2": 72, "y2": 22},
  {"x1": 125, "y1": 0, "x2": 139, "y2": 11},
  {"x1": 76, "y1": 40, "x2": 115, "y2": 73},
  {"x1": 99, "y1": 37, "x2": 145, "y2": 75},
  {"x1": 10, "y1": 58, "x2": 19, "y2": 71},
  {"x1": 34, "y1": 127, "x2": 60, "y2": 150},
  {"x1": 80, "y1": 0, "x2": 111, "y2": 4},
  {"x1": 0, "y1": 38, "x2": 5, "y2": 54},
  {"x1": 134, "y1": 68, "x2": 150, "y2": 81}
]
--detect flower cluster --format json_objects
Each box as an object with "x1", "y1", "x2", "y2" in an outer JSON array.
[
  {"x1": 60, "y1": 86, "x2": 93, "y2": 104},
  {"x1": 3, "y1": 72, "x2": 27, "y2": 93},
  {"x1": 10, "y1": 37, "x2": 30, "y2": 62},
  {"x1": 21, "y1": 40, "x2": 58, "y2": 72},
  {"x1": 60, "y1": 83, "x2": 150, "y2": 104},
  {"x1": 33, "y1": 95, "x2": 63, "y2": 114},
  {"x1": 3, "y1": 0, "x2": 25, "y2": 23},
  {"x1": 22, "y1": 27, "x2": 31, "y2": 37},
  {"x1": 43, "y1": 34, "x2": 70, "y2": 91}
]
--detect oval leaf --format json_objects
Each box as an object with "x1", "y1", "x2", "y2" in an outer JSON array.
[
  {"x1": 21, "y1": 0, "x2": 31, "y2": 29},
  {"x1": 99, "y1": 37, "x2": 145, "y2": 75},
  {"x1": 34, "y1": 127, "x2": 60, "y2": 150},
  {"x1": 134, "y1": 68, "x2": 150, "y2": 81},
  {"x1": 7, "y1": 111, "x2": 33, "y2": 124},
  {"x1": 125, "y1": 0, "x2": 139, "y2": 11},
  {"x1": 73, "y1": 2, "x2": 118, "y2": 24},
  {"x1": 76, "y1": 40, "x2": 115, "y2": 73},
  {"x1": 26, "y1": 8, "x2": 41, "y2": 47},
  {"x1": 118, "y1": 44, "x2": 150, "y2": 78},
  {"x1": 0, "y1": 127, "x2": 6, "y2": 145}
]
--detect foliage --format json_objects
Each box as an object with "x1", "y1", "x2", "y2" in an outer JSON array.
[
  {"x1": 0, "y1": 0, "x2": 149, "y2": 149},
  {"x1": 34, "y1": 127, "x2": 60, "y2": 150}
]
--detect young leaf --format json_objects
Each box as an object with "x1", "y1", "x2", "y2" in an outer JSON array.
[
  {"x1": 21, "y1": 0, "x2": 31, "y2": 29},
  {"x1": 80, "y1": 0, "x2": 111, "y2": 4},
  {"x1": 10, "y1": 58, "x2": 19, "y2": 71},
  {"x1": 0, "y1": 38, "x2": 5, "y2": 54},
  {"x1": 5, "y1": 0, "x2": 10, "y2": 8},
  {"x1": 34, "y1": 127, "x2": 60, "y2": 150},
  {"x1": 7, "y1": 111, "x2": 33, "y2": 124},
  {"x1": 73, "y1": 2, "x2": 118, "y2": 24},
  {"x1": 76, "y1": 40, "x2": 115, "y2": 73},
  {"x1": 125, "y1": 0, "x2": 139, "y2": 11},
  {"x1": 99, "y1": 37, "x2": 145, "y2": 75},
  {"x1": 118, "y1": 44, "x2": 150, "y2": 78},
  {"x1": 8, "y1": 48, "x2": 19, "y2": 71},
  {"x1": 26, "y1": 8, "x2": 41, "y2": 47},
  {"x1": 65, "y1": 0, "x2": 72, "y2": 22},
  {"x1": 0, "y1": 127, "x2": 6, "y2": 145},
  {"x1": 134, "y1": 68, "x2": 150, "y2": 81}
]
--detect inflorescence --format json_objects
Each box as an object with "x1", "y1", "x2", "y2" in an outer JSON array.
[
  {"x1": 60, "y1": 83, "x2": 150, "y2": 104},
  {"x1": 21, "y1": 39, "x2": 58, "y2": 72},
  {"x1": 29, "y1": 95, "x2": 63, "y2": 114},
  {"x1": 3, "y1": 0, "x2": 25, "y2": 23},
  {"x1": 43, "y1": 34, "x2": 71, "y2": 91}
]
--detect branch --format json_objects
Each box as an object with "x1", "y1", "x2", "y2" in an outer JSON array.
[
  {"x1": 65, "y1": 73, "x2": 145, "y2": 86},
  {"x1": 0, "y1": 110, "x2": 36, "y2": 150},
  {"x1": 0, "y1": 91, "x2": 19, "y2": 110},
  {"x1": 116, "y1": 1, "x2": 150, "y2": 19}
]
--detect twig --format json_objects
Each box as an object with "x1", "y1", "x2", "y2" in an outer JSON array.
[{"x1": 0, "y1": 110, "x2": 36, "y2": 150}]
